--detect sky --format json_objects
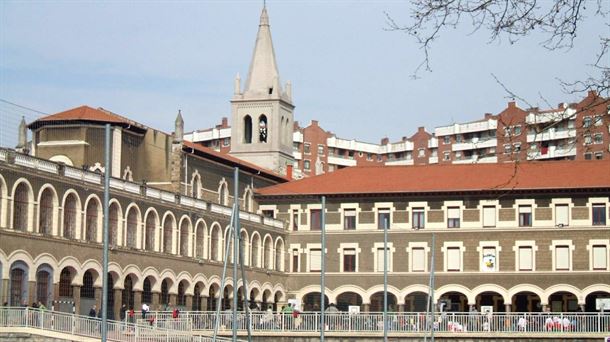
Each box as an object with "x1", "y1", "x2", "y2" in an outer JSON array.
[{"x1": 0, "y1": 0, "x2": 607, "y2": 146}]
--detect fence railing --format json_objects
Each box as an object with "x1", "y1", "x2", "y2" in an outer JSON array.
[
  {"x1": 0, "y1": 307, "x2": 239, "y2": 341},
  {"x1": 134, "y1": 310, "x2": 610, "y2": 334}
]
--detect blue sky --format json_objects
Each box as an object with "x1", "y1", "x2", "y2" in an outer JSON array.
[{"x1": 0, "y1": 0, "x2": 606, "y2": 144}]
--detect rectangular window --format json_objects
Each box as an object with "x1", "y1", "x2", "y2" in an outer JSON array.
[
  {"x1": 411, "y1": 247, "x2": 425, "y2": 272},
  {"x1": 585, "y1": 152, "x2": 593, "y2": 160},
  {"x1": 443, "y1": 151, "x2": 451, "y2": 161},
  {"x1": 418, "y1": 148, "x2": 425, "y2": 157},
  {"x1": 304, "y1": 160, "x2": 311, "y2": 170},
  {"x1": 304, "y1": 143, "x2": 311, "y2": 154},
  {"x1": 483, "y1": 206, "x2": 496, "y2": 227},
  {"x1": 317, "y1": 144, "x2": 325, "y2": 155},
  {"x1": 343, "y1": 248, "x2": 356, "y2": 272},
  {"x1": 447, "y1": 247, "x2": 461, "y2": 271},
  {"x1": 292, "y1": 250, "x2": 299, "y2": 272},
  {"x1": 595, "y1": 152, "x2": 603, "y2": 160},
  {"x1": 376, "y1": 247, "x2": 390, "y2": 272},
  {"x1": 518, "y1": 246, "x2": 533, "y2": 271},
  {"x1": 584, "y1": 134, "x2": 592, "y2": 145},
  {"x1": 412, "y1": 208, "x2": 425, "y2": 229},
  {"x1": 447, "y1": 207, "x2": 460, "y2": 228},
  {"x1": 555, "y1": 246, "x2": 570, "y2": 270},
  {"x1": 594, "y1": 133, "x2": 603, "y2": 144},
  {"x1": 344, "y1": 209, "x2": 356, "y2": 230},
  {"x1": 593, "y1": 204, "x2": 607, "y2": 225},
  {"x1": 592, "y1": 245, "x2": 608, "y2": 270},
  {"x1": 503, "y1": 144, "x2": 512, "y2": 154},
  {"x1": 583, "y1": 117, "x2": 592, "y2": 128},
  {"x1": 222, "y1": 138, "x2": 230, "y2": 146},
  {"x1": 292, "y1": 210, "x2": 299, "y2": 231},
  {"x1": 262, "y1": 210, "x2": 274, "y2": 218},
  {"x1": 443, "y1": 136, "x2": 450, "y2": 144},
  {"x1": 310, "y1": 209, "x2": 321, "y2": 230},
  {"x1": 309, "y1": 249, "x2": 321, "y2": 272},
  {"x1": 555, "y1": 204, "x2": 569, "y2": 227},
  {"x1": 519, "y1": 205, "x2": 532, "y2": 227},
  {"x1": 378, "y1": 209, "x2": 390, "y2": 230}
]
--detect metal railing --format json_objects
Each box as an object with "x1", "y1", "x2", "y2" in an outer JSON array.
[
  {"x1": 0, "y1": 307, "x2": 239, "y2": 341},
  {"x1": 134, "y1": 310, "x2": 610, "y2": 334}
]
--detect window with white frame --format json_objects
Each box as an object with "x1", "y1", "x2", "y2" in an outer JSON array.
[
  {"x1": 442, "y1": 242, "x2": 464, "y2": 272},
  {"x1": 343, "y1": 248, "x2": 356, "y2": 272},
  {"x1": 344, "y1": 209, "x2": 356, "y2": 230},
  {"x1": 555, "y1": 204, "x2": 569, "y2": 227},
  {"x1": 481, "y1": 246, "x2": 497, "y2": 272},
  {"x1": 483, "y1": 206, "x2": 496, "y2": 227},
  {"x1": 377, "y1": 208, "x2": 390, "y2": 230},
  {"x1": 518, "y1": 246, "x2": 534, "y2": 271},
  {"x1": 412, "y1": 208, "x2": 425, "y2": 229},
  {"x1": 447, "y1": 207, "x2": 460, "y2": 228},
  {"x1": 304, "y1": 143, "x2": 311, "y2": 154},
  {"x1": 519, "y1": 205, "x2": 532, "y2": 227},
  {"x1": 592, "y1": 245, "x2": 608, "y2": 270},
  {"x1": 309, "y1": 248, "x2": 321, "y2": 272},
  {"x1": 554, "y1": 245, "x2": 570, "y2": 271},
  {"x1": 291, "y1": 248, "x2": 300, "y2": 272},
  {"x1": 372, "y1": 243, "x2": 394, "y2": 272},
  {"x1": 411, "y1": 247, "x2": 426, "y2": 272},
  {"x1": 592, "y1": 204, "x2": 607, "y2": 226}
]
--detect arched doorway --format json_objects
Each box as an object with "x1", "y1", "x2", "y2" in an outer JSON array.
[
  {"x1": 36, "y1": 264, "x2": 53, "y2": 308},
  {"x1": 193, "y1": 283, "x2": 202, "y2": 311},
  {"x1": 475, "y1": 291, "x2": 505, "y2": 313},
  {"x1": 142, "y1": 277, "x2": 153, "y2": 306},
  {"x1": 438, "y1": 291, "x2": 468, "y2": 312},
  {"x1": 585, "y1": 291, "x2": 610, "y2": 312},
  {"x1": 9, "y1": 261, "x2": 29, "y2": 306},
  {"x1": 122, "y1": 275, "x2": 135, "y2": 310},
  {"x1": 208, "y1": 284, "x2": 219, "y2": 311},
  {"x1": 160, "y1": 279, "x2": 171, "y2": 308},
  {"x1": 177, "y1": 281, "x2": 187, "y2": 309},
  {"x1": 370, "y1": 291, "x2": 397, "y2": 312},
  {"x1": 404, "y1": 292, "x2": 428, "y2": 312},
  {"x1": 511, "y1": 291, "x2": 541, "y2": 312},
  {"x1": 336, "y1": 292, "x2": 363, "y2": 312},
  {"x1": 548, "y1": 291, "x2": 579, "y2": 312},
  {"x1": 302, "y1": 292, "x2": 329, "y2": 312},
  {"x1": 80, "y1": 270, "x2": 96, "y2": 315}
]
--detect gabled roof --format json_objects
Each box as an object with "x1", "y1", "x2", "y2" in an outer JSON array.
[
  {"x1": 183, "y1": 141, "x2": 289, "y2": 183},
  {"x1": 256, "y1": 160, "x2": 610, "y2": 197},
  {"x1": 28, "y1": 105, "x2": 147, "y2": 133}
]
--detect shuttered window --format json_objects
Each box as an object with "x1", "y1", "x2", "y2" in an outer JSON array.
[
  {"x1": 555, "y1": 245, "x2": 570, "y2": 270},
  {"x1": 519, "y1": 246, "x2": 533, "y2": 271},
  {"x1": 376, "y1": 247, "x2": 391, "y2": 272},
  {"x1": 447, "y1": 207, "x2": 460, "y2": 228},
  {"x1": 310, "y1": 249, "x2": 321, "y2": 272},
  {"x1": 483, "y1": 206, "x2": 496, "y2": 227},
  {"x1": 412, "y1": 247, "x2": 425, "y2": 272},
  {"x1": 555, "y1": 205, "x2": 569, "y2": 226},
  {"x1": 447, "y1": 247, "x2": 461, "y2": 271},
  {"x1": 592, "y1": 245, "x2": 608, "y2": 270}
]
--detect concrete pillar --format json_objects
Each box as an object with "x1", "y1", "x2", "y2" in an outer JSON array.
[
  {"x1": 469, "y1": 304, "x2": 476, "y2": 312},
  {"x1": 362, "y1": 303, "x2": 370, "y2": 312},
  {"x1": 113, "y1": 289, "x2": 122, "y2": 320},
  {"x1": 186, "y1": 295, "x2": 193, "y2": 310},
  {"x1": 28, "y1": 281, "x2": 36, "y2": 305},
  {"x1": 201, "y1": 296, "x2": 209, "y2": 311},
  {"x1": 72, "y1": 286, "x2": 81, "y2": 315},
  {"x1": 579, "y1": 304, "x2": 586, "y2": 312},
  {"x1": 398, "y1": 304, "x2": 405, "y2": 312},
  {"x1": 133, "y1": 290, "x2": 142, "y2": 312},
  {"x1": 169, "y1": 294, "x2": 176, "y2": 307},
  {"x1": 504, "y1": 304, "x2": 511, "y2": 313},
  {"x1": 541, "y1": 304, "x2": 549, "y2": 312},
  {"x1": 151, "y1": 291, "x2": 160, "y2": 310},
  {"x1": 1, "y1": 279, "x2": 9, "y2": 304}
]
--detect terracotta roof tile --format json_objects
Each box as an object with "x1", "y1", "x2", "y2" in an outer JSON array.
[
  {"x1": 28, "y1": 105, "x2": 146, "y2": 131},
  {"x1": 256, "y1": 160, "x2": 610, "y2": 197}
]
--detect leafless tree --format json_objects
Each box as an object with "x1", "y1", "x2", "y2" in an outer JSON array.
[{"x1": 386, "y1": 0, "x2": 609, "y2": 96}]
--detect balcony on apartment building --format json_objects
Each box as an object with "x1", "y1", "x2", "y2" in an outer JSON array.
[
  {"x1": 327, "y1": 136, "x2": 383, "y2": 154},
  {"x1": 526, "y1": 127, "x2": 576, "y2": 143},
  {"x1": 327, "y1": 155, "x2": 357, "y2": 167},
  {"x1": 428, "y1": 138, "x2": 439, "y2": 148},
  {"x1": 528, "y1": 145, "x2": 577, "y2": 160},
  {"x1": 451, "y1": 137, "x2": 497, "y2": 151},
  {"x1": 185, "y1": 126, "x2": 231, "y2": 142},
  {"x1": 525, "y1": 108, "x2": 577, "y2": 125},
  {"x1": 452, "y1": 154, "x2": 498, "y2": 164},
  {"x1": 435, "y1": 118, "x2": 497, "y2": 136}
]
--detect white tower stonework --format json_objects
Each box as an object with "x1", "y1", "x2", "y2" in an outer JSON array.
[{"x1": 230, "y1": 7, "x2": 294, "y2": 175}]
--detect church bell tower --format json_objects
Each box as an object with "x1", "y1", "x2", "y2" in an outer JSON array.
[{"x1": 229, "y1": 6, "x2": 294, "y2": 175}]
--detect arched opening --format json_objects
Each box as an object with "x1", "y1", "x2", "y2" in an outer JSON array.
[
  {"x1": 258, "y1": 115, "x2": 267, "y2": 143},
  {"x1": 126, "y1": 208, "x2": 138, "y2": 248},
  {"x1": 512, "y1": 291, "x2": 541, "y2": 312},
  {"x1": 179, "y1": 220, "x2": 189, "y2": 256},
  {"x1": 163, "y1": 215, "x2": 174, "y2": 254},
  {"x1": 208, "y1": 284, "x2": 219, "y2": 311},
  {"x1": 85, "y1": 198, "x2": 99, "y2": 242},
  {"x1": 222, "y1": 285, "x2": 233, "y2": 310},
  {"x1": 438, "y1": 291, "x2": 468, "y2": 312},
  {"x1": 106, "y1": 273, "x2": 115, "y2": 319},
  {"x1": 548, "y1": 291, "x2": 579, "y2": 312},
  {"x1": 243, "y1": 189, "x2": 253, "y2": 212},
  {"x1": 193, "y1": 283, "x2": 202, "y2": 311},
  {"x1": 237, "y1": 286, "x2": 245, "y2": 311},
  {"x1": 475, "y1": 291, "x2": 505, "y2": 313},
  {"x1": 249, "y1": 289, "x2": 260, "y2": 310},
  {"x1": 404, "y1": 292, "x2": 428, "y2": 312},
  {"x1": 370, "y1": 291, "x2": 397, "y2": 312},
  {"x1": 191, "y1": 173, "x2": 202, "y2": 199},
  {"x1": 142, "y1": 277, "x2": 153, "y2": 305},
  {"x1": 80, "y1": 270, "x2": 96, "y2": 315},
  {"x1": 13, "y1": 182, "x2": 31, "y2": 231},
  {"x1": 273, "y1": 292, "x2": 282, "y2": 312},
  {"x1": 62, "y1": 193, "x2": 78, "y2": 239},
  {"x1": 585, "y1": 291, "x2": 610, "y2": 312},
  {"x1": 263, "y1": 236, "x2": 273, "y2": 269},
  {"x1": 122, "y1": 275, "x2": 135, "y2": 310},
  {"x1": 145, "y1": 212, "x2": 157, "y2": 252},
  {"x1": 36, "y1": 264, "x2": 53, "y2": 308},
  {"x1": 38, "y1": 188, "x2": 55, "y2": 235},
  {"x1": 109, "y1": 203, "x2": 120, "y2": 247},
  {"x1": 177, "y1": 281, "x2": 187, "y2": 309},
  {"x1": 275, "y1": 239, "x2": 284, "y2": 271},
  {"x1": 58, "y1": 268, "x2": 74, "y2": 298},
  {"x1": 251, "y1": 234, "x2": 260, "y2": 267},
  {"x1": 219, "y1": 182, "x2": 228, "y2": 205},
  {"x1": 195, "y1": 222, "x2": 205, "y2": 259},
  {"x1": 240, "y1": 231, "x2": 248, "y2": 266},
  {"x1": 302, "y1": 292, "x2": 329, "y2": 312},
  {"x1": 210, "y1": 225, "x2": 221, "y2": 261},
  {"x1": 9, "y1": 261, "x2": 29, "y2": 306},
  {"x1": 160, "y1": 279, "x2": 170, "y2": 308},
  {"x1": 244, "y1": 115, "x2": 252, "y2": 144},
  {"x1": 336, "y1": 292, "x2": 363, "y2": 312}
]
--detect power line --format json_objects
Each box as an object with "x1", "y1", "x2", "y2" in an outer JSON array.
[{"x1": 0, "y1": 98, "x2": 48, "y2": 115}]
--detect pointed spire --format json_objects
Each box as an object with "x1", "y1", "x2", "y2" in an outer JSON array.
[
  {"x1": 234, "y1": 73, "x2": 241, "y2": 95},
  {"x1": 174, "y1": 110, "x2": 184, "y2": 142},
  {"x1": 244, "y1": 6, "x2": 281, "y2": 97},
  {"x1": 16, "y1": 116, "x2": 28, "y2": 152}
]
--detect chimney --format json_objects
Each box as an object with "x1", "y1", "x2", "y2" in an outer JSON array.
[
  {"x1": 418, "y1": 126, "x2": 426, "y2": 133},
  {"x1": 311, "y1": 120, "x2": 319, "y2": 127},
  {"x1": 484, "y1": 113, "x2": 493, "y2": 119},
  {"x1": 508, "y1": 101, "x2": 516, "y2": 108},
  {"x1": 221, "y1": 117, "x2": 228, "y2": 127},
  {"x1": 381, "y1": 137, "x2": 389, "y2": 145},
  {"x1": 286, "y1": 164, "x2": 293, "y2": 180}
]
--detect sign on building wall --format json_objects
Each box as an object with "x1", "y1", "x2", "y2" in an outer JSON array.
[{"x1": 481, "y1": 248, "x2": 496, "y2": 272}]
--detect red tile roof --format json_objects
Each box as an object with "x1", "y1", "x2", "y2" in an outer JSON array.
[
  {"x1": 28, "y1": 105, "x2": 146, "y2": 132},
  {"x1": 183, "y1": 141, "x2": 289, "y2": 182},
  {"x1": 256, "y1": 160, "x2": 610, "y2": 197}
]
